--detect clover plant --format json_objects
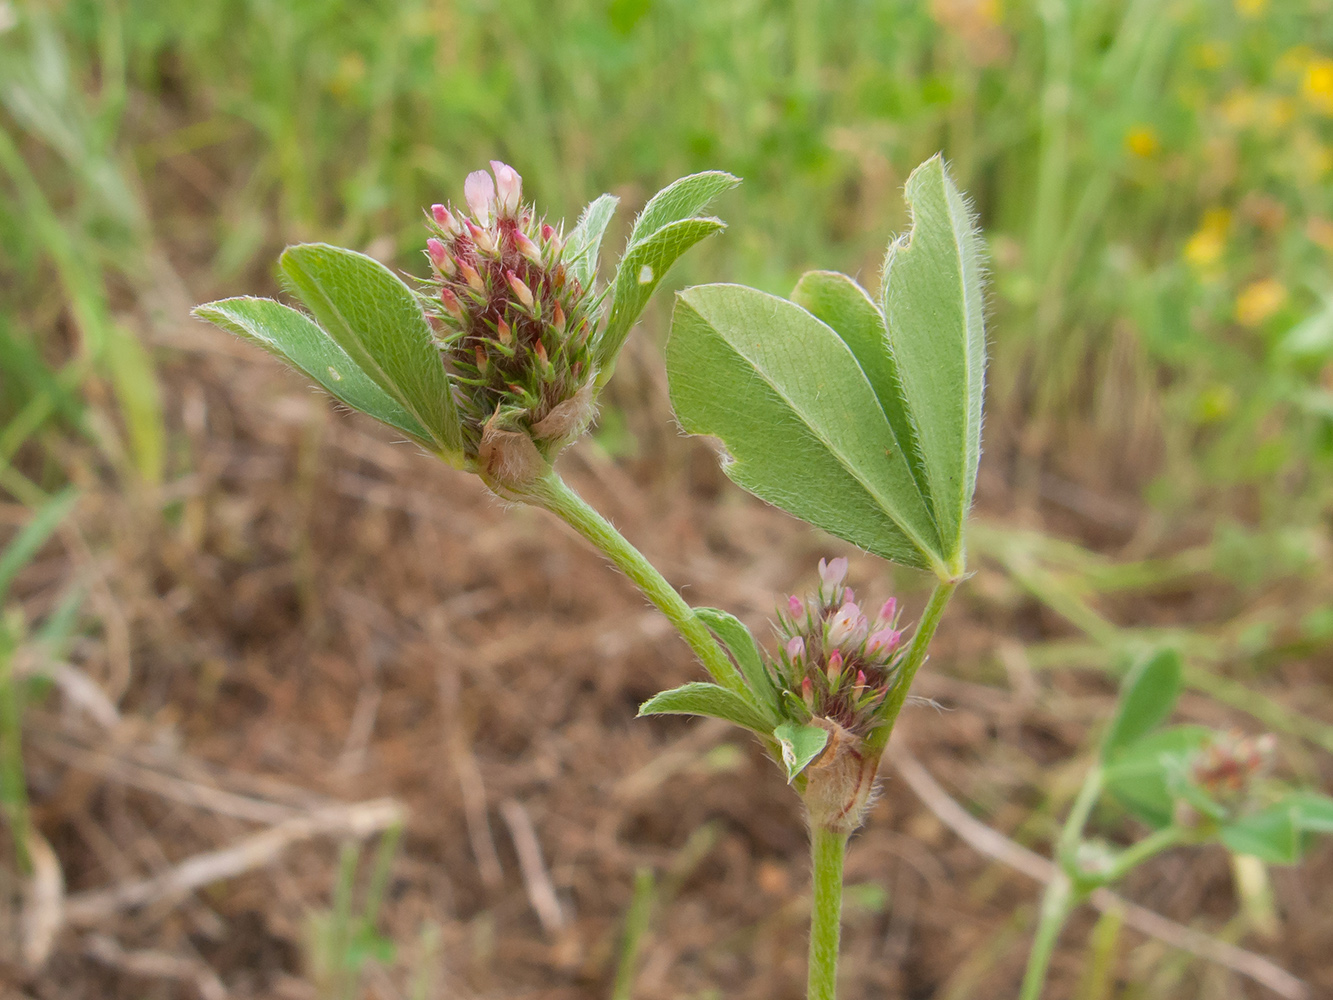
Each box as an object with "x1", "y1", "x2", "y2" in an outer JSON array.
[{"x1": 195, "y1": 158, "x2": 1328, "y2": 998}]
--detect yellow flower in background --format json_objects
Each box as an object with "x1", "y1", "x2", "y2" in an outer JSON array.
[
  {"x1": 1125, "y1": 126, "x2": 1160, "y2": 158},
  {"x1": 1192, "y1": 41, "x2": 1228, "y2": 70},
  {"x1": 1235, "y1": 0, "x2": 1267, "y2": 15},
  {"x1": 1235, "y1": 279, "x2": 1288, "y2": 327},
  {"x1": 1278, "y1": 46, "x2": 1315, "y2": 79},
  {"x1": 1185, "y1": 209, "x2": 1231, "y2": 269},
  {"x1": 1304, "y1": 57, "x2": 1333, "y2": 114}
]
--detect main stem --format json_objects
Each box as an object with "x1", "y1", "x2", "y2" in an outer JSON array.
[
  {"x1": 532, "y1": 471, "x2": 742, "y2": 693},
  {"x1": 808, "y1": 825, "x2": 847, "y2": 1000}
]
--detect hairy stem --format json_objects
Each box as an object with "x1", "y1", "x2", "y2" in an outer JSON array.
[
  {"x1": 867, "y1": 579, "x2": 958, "y2": 756},
  {"x1": 808, "y1": 825, "x2": 847, "y2": 1000},
  {"x1": 532, "y1": 471, "x2": 743, "y2": 694}
]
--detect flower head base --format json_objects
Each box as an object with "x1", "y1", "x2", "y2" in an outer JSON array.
[
  {"x1": 771, "y1": 561, "x2": 907, "y2": 740},
  {"x1": 424, "y1": 162, "x2": 599, "y2": 485}
]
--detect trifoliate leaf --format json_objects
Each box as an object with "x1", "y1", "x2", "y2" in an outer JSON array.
[{"x1": 194, "y1": 297, "x2": 433, "y2": 444}]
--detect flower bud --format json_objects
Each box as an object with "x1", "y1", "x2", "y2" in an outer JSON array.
[
  {"x1": 506, "y1": 270, "x2": 535, "y2": 310},
  {"x1": 431, "y1": 203, "x2": 458, "y2": 232},
  {"x1": 786, "y1": 636, "x2": 806, "y2": 662},
  {"x1": 787, "y1": 595, "x2": 804, "y2": 618},
  {"x1": 459, "y1": 260, "x2": 485, "y2": 292},
  {"x1": 827, "y1": 650, "x2": 843, "y2": 683},
  {"x1": 866, "y1": 627, "x2": 902, "y2": 657},
  {"x1": 440, "y1": 287, "x2": 464, "y2": 318},
  {"x1": 514, "y1": 230, "x2": 542, "y2": 263},
  {"x1": 466, "y1": 219, "x2": 495, "y2": 254}
]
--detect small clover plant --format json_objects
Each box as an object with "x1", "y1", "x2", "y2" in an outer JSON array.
[{"x1": 1018, "y1": 649, "x2": 1333, "y2": 999}]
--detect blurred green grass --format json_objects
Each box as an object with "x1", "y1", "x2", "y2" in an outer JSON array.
[{"x1": 3, "y1": 0, "x2": 1333, "y2": 522}]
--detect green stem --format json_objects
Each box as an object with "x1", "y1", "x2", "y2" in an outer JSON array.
[
  {"x1": 807, "y1": 825, "x2": 847, "y2": 1000},
  {"x1": 1058, "y1": 766, "x2": 1103, "y2": 869},
  {"x1": 532, "y1": 471, "x2": 743, "y2": 694},
  {"x1": 1019, "y1": 874, "x2": 1075, "y2": 1000},
  {"x1": 1101, "y1": 825, "x2": 1186, "y2": 885},
  {"x1": 866, "y1": 579, "x2": 958, "y2": 755}
]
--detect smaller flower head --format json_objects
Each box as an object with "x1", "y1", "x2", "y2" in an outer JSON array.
[{"x1": 764, "y1": 559, "x2": 910, "y2": 739}]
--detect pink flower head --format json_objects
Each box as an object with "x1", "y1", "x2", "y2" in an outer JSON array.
[
  {"x1": 787, "y1": 594, "x2": 804, "y2": 618},
  {"x1": 431, "y1": 203, "x2": 455, "y2": 230},
  {"x1": 464, "y1": 169, "x2": 496, "y2": 223},
  {"x1": 866, "y1": 627, "x2": 902, "y2": 658},
  {"x1": 426, "y1": 237, "x2": 448, "y2": 269},
  {"x1": 826, "y1": 601, "x2": 867, "y2": 648},
  {"x1": 786, "y1": 636, "x2": 806, "y2": 662},
  {"x1": 877, "y1": 597, "x2": 897, "y2": 626},
  {"x1": 818, "y1": 556, "x2": 849, "y2": 588},
  {"x1": 490, "y1": 161, "x2": 523, "y2": 217}
]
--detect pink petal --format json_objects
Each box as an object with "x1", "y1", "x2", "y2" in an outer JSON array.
[{"x1": 464, "y1": 170, "x2": 496, "y2": 222}]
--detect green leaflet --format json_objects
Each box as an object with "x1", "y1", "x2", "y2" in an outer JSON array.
[
  {"x1": 628, "y1": 170, "x2": 740, "y2": 247},
  {"x1": 694, "y1": 607, "x2": 779, "y2": 720},
  {"x1": 638, "y1": 681, "x2": 773, "y2": 734},
  {"x1": 1100, "y1": 648, "x2": 1183, "y2": 762},
  {"x1": 792, "y1": 270, "x2": 932, "y2": 516},
  {"x1": 194, "y1": 297, "x2": 433, "y2": 444},
  {"x1": 1102, "y1": 724, "x2": 1211, "y2": 829},
  {"x1": 666, "y1": 283, "x2": 945, "y2": 573},
  {"x1": 279, "y1": 244, "x2": 462, "y2": 456},
  {"x1": 564, "y1": 193, "x2": 619, "y2": 290},
  {"x1": 597, "y1": 217, "x2": 726, "y2": 383},
  {"x1": 880, "y1": 156, "x2": 986, "y2": 570},
  {"x1": 594, "y1": 172, "x2": 738, "y2": 385},
  {"x1": 1220, "y1": 792, "x2": 1333, "y2": 865},
  {"x1": 773, "y1": 722, "x2": 829, "y2": 782}
]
